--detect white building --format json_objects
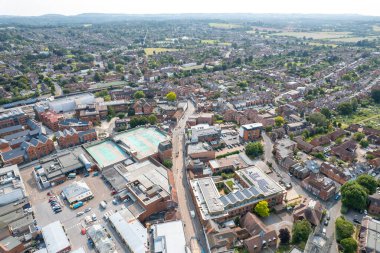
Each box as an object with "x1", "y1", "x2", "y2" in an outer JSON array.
[
  {"x1": 151, "y1": 220, "x2": 186, "y2": 253},
  {"x1": 42, "y1": 221, "x2": 71, "y2": 253},
  {"x1": 48, "y1": 93, "x2": 95, "y2": 113},
  {"x1": 0, "y1": 165, "x2": 27, "y2": 206}
]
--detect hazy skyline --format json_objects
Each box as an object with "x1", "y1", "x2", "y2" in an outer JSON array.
[{"x1": 1, "y1": 0, "x2": 379, "y2": 17}]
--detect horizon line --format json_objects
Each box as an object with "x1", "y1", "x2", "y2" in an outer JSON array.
[{"x1": 1, "y1": 12, "x2": 379, "y2": 18}]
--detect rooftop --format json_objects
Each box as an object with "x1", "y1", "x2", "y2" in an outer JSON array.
[
  {"x1": 42, "y1": 221, "x2": 70, "y2": 253},
  {"x1": 152, "y1": 220, "x2": 186, "y2": 253},
  {"x1": 109, "y1": 210, "x2": 148, "y2": 253}
]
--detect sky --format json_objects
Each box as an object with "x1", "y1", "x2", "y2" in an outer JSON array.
[{"x1": 0, "y1": 0, "x2": 379, "y2": 16}]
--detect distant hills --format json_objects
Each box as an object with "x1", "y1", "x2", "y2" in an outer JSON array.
[{"x1": 0, "y1": 13, "x2": 379, "y2": 25}]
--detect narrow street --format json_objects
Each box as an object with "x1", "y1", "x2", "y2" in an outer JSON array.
[{"x1": 172, "y1": 101, "x2": 207, "y2": 253}]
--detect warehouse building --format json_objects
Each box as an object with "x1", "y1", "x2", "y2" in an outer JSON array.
[
  {"x1": 41, "y1": 221, "x2": 71, "y2": 253},
  {"x1": 61, "y1": 181, "x2": 93, "y2": 205}
]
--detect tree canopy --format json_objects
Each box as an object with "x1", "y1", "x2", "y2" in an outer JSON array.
[
  {"x1": 371, "y1": 88, "x2": 380, "y2": 103},
  {"x1": 274, "y1": 116, "x2": 285, "y2": 127},
  {"x1": 254, "y1": 200, "x2": 270, "y2": 217},
  {"x1": 134, "y1": 90, "x2": 145, "y2": 99},
  {"x1": 279, "y1": 228, "x2": 290, "y2": 245},
  {"x1": 292, "y1": 220, "x2": 312, "y2": 244},
  {"x1": 245, "y1": 142, "x2": 264, "y2": 158},
  {"x1": 340, "y1": 181, "x2": 368, "y2": 210},
  {"x1": 340, "y1": 237, "x2": 358, "y2": 253},
  {"x1": 356, "y1": 174, "x2": 377, "y2": 194},
  {"x1": 335, "y1": 216, "x2": 354, "y2": 242},
  {"x1": 166, "y1": 91, "x2": 177, "y2": 102},
  {"x1": 308, "y1": 112, "x2": 328, "y2": 127}
]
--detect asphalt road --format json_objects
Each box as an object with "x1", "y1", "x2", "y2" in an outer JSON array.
[{"x1": 172, "y1": 101, "x2": 208, "y2": 253}]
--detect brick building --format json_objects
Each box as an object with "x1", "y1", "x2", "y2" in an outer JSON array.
[
  {"x1": 40, "y1": 110, "x2": 64, "y2": 132},
  {"x1": 55, "y1": 128, "x2": 97, "y2": 149},
  {"x1": 301, "y1": 174, "x2": 336, "y2": 201},
  {"x1": 0, "y1": 109, "x2": 28, "y2": 130},
  {"x1": 320, "y1": 162, "x2": 351, "y2": 185},
  {"x1": 239, "y1": 123, "x2": 263, "y2": 142}
]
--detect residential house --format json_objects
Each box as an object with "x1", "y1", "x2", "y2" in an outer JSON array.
[
  {"x1": 331, "y1": 140, "x2": 357, "y2": 162},
  {"x1": 293, "y1": 198, "x2": 324, "y2": 226},
  {"x1": 301, "y1": 174, "x2": 336, "y2": 201},
  {"x1": 241, "y1": 212, "x2": 278, "y2": 253},
  {"x1": 320, "y1": 162, "x2": 351, "y2": 185}
]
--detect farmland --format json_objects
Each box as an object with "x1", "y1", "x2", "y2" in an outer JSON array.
[
  {"x1": 209, "y1": 23, "x2": 242, "y2": 29},
  {"x1": 144, "y1": 47, "x2": 179, "y2": 56}
]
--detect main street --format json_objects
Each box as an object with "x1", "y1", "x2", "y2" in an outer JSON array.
[{"x1": 172, "y1": 100, "x2": 207, "y2": 253}]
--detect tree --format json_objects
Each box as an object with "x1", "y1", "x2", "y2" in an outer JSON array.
[
  {"x1": 245, "y1": 142, "x2": 264, "y2": 158},
  {"x1": 357, "y1": 174, "x2": 377, "y2": 194},
  {"x1": 353, "y1": 132, "x2": 365, "y2": 141},
  {"x1": 166, "y1": 92, "x2": 177, "y2": 102},
  {"x1": 320, "y1": 107, "x2": 332, "y2": 119},
  {"x1": 162, "y1": 159, "x2": 173, "y2": 169},
  {"x1": 292, "y1": 220, "x2": 312, "y2": 244},
  {"x1": 371, "y1": 88, "x2": 380, "y2": 103},
  {"x1": 274, "y1": 116, "x2": 285, "y2": 127},
  {"x1": 279, "y1": 228, "x2": 290, "y2": 245},
  {"x1": 360, "y1": 139, "x2": 369, "y2": 148},
  {"x1": 308, "y1": 112, "x2": 328, "y2": 127},
  {"x1": 340, "y1": 238, "x2": 358, "y2": 253},
  {"x1": 341, "y1": 181, "x2": 368, "y2": 210},
  {"x1": 148, "y1": 114, "x2": 157, "y2": 125},
  {"x1": 254, "y1": 201, "x2": 270, "y2": 217},
  {"x1": 94, "y1": 72, "x2": 102, "y2": 82},
  {"x1": 134, "y1": 91, "x2": 145, "y2": 99},
  {"x1": 335, "y1": 216, "x2": 354, "y2": 242},
  {"x1": 337, "y1": 101, "x2": 355, "y2": 115}
]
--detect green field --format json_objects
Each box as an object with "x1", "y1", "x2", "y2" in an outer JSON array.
[
  {"x1": 181, "y1": 64, "x2": 204, "y2": 71},
  {"x1": 271, "y1": 31, "x2": 352, "y2": 39},
  {"x1": 144, "y1": 48, "x2": 179, "y2": 56},
  {"x1": 201, "y1": 39, "x2": 219, "y2": 44},
  {"x1": 209, "y1": 23, "x2": 242, "y2": 29},
  {"x1": 329, "y1": 36, "x2": 379, "y2": 42},
  {"x1": 201, "y1": 40, "x2": 231, "y2": 46},
  {"x1": 336, "y1": 105, "x2": 380, "y2": 130}
]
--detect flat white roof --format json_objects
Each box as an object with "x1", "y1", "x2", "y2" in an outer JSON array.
[
  {"x1": 153, "y1": 220, "x2": 186, "y2": 253},
  {"x1": 109, "y1": 212, "x2": 147, "y2": 253},
  {"x1": 42, "y1": 221, "x2": 70, "y2": 253}
]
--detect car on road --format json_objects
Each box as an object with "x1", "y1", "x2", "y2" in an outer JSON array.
[
  {"x1": 77, "y1": 212, "x2": 85, "y2": 217},
  {"x1": 54, "y1": 209, "x2": 62, "y2": 214},
  {"x1": 324, "y1": 219, "x2": 329, "y2": 226},
  {"x1": 100, "y1": 200, "x2": 107, "y2": 209},
  {"x1": 112, "y1": 199, "x2": 118, "y2": 205},
  {"x1": 84, "y1": 207, "x2": 92, "y2": 213},
  {"x1": 353, "y1": 218, "x2": 361, "y2": 224},
  {"x1": 322, "y1": 228, "x2": 326, "y2": 235}
]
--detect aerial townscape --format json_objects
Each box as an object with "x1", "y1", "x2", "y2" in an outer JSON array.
[{"x1": 1, "y1": 4, "x2": 380, "y2": 253}]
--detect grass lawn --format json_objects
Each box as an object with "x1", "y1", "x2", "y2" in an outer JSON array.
[
  {"x1": 225, "y1": 180, "x2": 234, "y2": 189},
  {"x1": 181, "y1": 64, "x2": 204, "y2": 71},
  {"x1": 209, "y1": 23, "x2": 242, "y2": 29},
  {"x1": 276, "y1": 245, "x2": 291, "y2": 253},
  {"x1": 336, "y1": 104, "x2": 380, "y2": 130},
  {"x1": 201, "y1": 39, "x2": 218, "y2": 44},
  {"x1": 144, "y1": 48, "x2": 179, "y2": 56}
]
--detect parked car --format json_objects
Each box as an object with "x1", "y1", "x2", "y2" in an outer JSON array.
[
  {"x1": 84, "y1": 207, "x2": 92, "y2": 213},
  {"x1": 77, "y1": 212, "x2": 85, "y2": 217},
  {"x1": 100, "y1": 201, "x2": 107, "y2": 209},
  {"x1": 92, "y1": 213, "x2": 97, "y2": 221}
]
